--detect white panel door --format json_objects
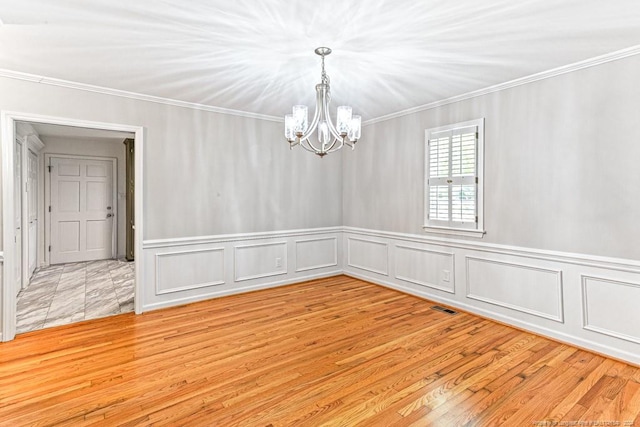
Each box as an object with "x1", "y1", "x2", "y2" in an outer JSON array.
[
  {"x1": 50, "y1": 157, "x2": 114, "y2": 264},
  {"x1": 27, "y1": 149, "x2": 38, "y2": 278},
  {"x1": 14, "y1": 140, "x2": 23, "y2": 295}
]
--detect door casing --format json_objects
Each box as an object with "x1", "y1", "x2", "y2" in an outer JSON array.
[
  {"x1": 14, "y1": 140, "x2": 22, "y2": 295},
  {"x1": 27, "y1": 148, "x2": 38, "y2": 278},
  {"x1": 1, "y1": 111, "x2": 144, "y2": 342}
]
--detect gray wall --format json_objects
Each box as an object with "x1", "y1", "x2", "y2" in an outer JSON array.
[
  {"x1": 343, "y1": 54, "x2": 640, "y2": 260},
  {"x1": 0, "y1": 76, "x2": 343, "y2": 244}
]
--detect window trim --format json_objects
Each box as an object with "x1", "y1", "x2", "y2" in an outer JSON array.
[{"x1": 423, "y1": 118, "x2": 485, "y2": 238}]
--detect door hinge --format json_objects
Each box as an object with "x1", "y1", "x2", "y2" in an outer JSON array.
[
  {"x1": 48, "y1": 245, "x2": 51, "y2": 252},
  {"x1": 48, "y1": 206, "x2": 51, "y2": 213},
  {"x1": 475, "y1": 177, "x2": 478, "y2": 184},
  {"x1": 475, "y1": 216, "x2": 478, "y2": 223}
]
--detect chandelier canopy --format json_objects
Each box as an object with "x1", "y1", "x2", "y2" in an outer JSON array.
[{"x1": 284, "y1": 47, "x2": 361, "y2": 157}]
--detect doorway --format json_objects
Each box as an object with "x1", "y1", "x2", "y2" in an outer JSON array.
[{"x1": 2, "y1": 113, "x2": 144, "y2": 342}]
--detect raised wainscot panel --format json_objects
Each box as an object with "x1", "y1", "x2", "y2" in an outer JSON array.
[
  {"x1": 582, "y1": 275, "x2": 640, "y2": 344},
  {"x1": 235, "y1": 242, "x2": 287, "y2": 282},
  {"x1": 466, "y1": 256, "x2": 564, "y2": 322},
  {"x1": 347, "y1": 237, "x2": 388, "y2": 276},
  {"x1": 395, "y1": 245, "x2": 455, "y2": 293},
  {"x1": 156, "y1": 248, "x2": 225, "y2": 295},
  {"x1": 295, "y1": 237, "x2": 338, "y2": 272}
]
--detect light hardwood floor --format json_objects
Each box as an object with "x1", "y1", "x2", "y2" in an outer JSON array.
[{"x1": 1, "y1": 275, "x2": 639, "y2": 426}]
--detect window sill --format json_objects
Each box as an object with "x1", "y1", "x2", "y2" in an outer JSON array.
[{"x1": 422, "y1": 225, "x2": 486, "y2": 238}]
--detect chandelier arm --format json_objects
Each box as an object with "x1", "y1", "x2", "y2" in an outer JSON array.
[
  {"x1": 320, "y1": 87, "x2": 344, "y2": 141},
  {"x1": 323, "y1": 136, "x2": 342, "y2": 153},
  {"x1": 298, "y1": 141, "x2": 321, "y2": 154},
  {"x1": 300, "y1": 132, "x2": 324, "y2": 154},
  {"x1": 300, "y1": 135, "x2": 324, "y2": 154},
  {"x1": 299, "y1": 84, "x2": 324, "y2": 141},
  {"x1": 329, "y1": 139, "x2": 346, "y2": 153}
]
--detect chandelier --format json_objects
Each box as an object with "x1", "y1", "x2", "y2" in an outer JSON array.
[{"x1": 284, "y1": 47, "x2": 361, "y2": 157}]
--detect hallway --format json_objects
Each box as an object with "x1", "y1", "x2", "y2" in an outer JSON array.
[{"x1": 16, "y1": 259, "x2": 134, "y2": 334}]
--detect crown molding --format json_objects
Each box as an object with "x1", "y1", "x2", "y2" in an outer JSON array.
[
  {"x1": 2, "y1": 44, "x2": 640, "y2": 126},
  {"x1": 0, "y1": 69, "x2": 283, "y2": 123},
  {"x1": 363, "y1": 44, "x2": 640, "y2": 126}
]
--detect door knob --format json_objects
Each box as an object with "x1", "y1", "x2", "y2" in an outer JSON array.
[{"x1": 106, "y1": 213, "x2": 113, "y2": 218}]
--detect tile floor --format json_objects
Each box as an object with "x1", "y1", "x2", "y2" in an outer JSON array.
[{"x1": 16, "y1": 259, "x2": 135, "y2": 334}]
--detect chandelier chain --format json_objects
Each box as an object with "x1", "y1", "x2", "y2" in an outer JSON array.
[
  {"x1": 320, "y1": 53, "x2": 330, "y2": 96},
  {"x1": 321, "y1": 54, "x2": 327, "y2": 84}
]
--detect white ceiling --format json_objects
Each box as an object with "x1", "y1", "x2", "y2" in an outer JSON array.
[{"x1": 1, "y1": 0, "x2": 640, "y2": 121}]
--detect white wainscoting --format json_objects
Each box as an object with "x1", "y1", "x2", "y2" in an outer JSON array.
[
  {"x1": 235, "y1": 242, "x2": 287, "y2": 282},
  {"x1": 582, "y1": 275, "x2": 640, "y2": 345},
  {"x1": 142, "y1": 227, "x2": 342, "y2": 311},
  {"x1": 342, "y1": 227, "x2": 640, "y2": 365},
  {"x1": 395, "y1": 245, "x2": 455, "y2": 293},
  {"x1": 347, "y1": 237, "x2": 389, "y2": 275},
  {"x1": 466, "y1": 256, "x2": 564, "y2": 323},
  {"x1": 155, "y1": 248, "x2": 225, "y2": 295},
  {"x1": 295, "y1": 237, "x2": 338, "y2": 273},
  {"x1": 106, "y1": 226, "x2": 640, "y2": 365}
]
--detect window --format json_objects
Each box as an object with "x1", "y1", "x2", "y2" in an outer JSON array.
[{"x1": 424, "y1": 118, "x2": 485, "y2": 237}]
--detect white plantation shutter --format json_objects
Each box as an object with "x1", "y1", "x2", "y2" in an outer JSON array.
[{"x1": 425, "y1": 119, "x2": 484, "y2": 232}]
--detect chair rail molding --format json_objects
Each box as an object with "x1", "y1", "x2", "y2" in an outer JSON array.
[
  {"x1": 342, "y1": 227, "x2": 640, "y2": 273},
  {"x1": 143, "y1": 226, "x2": 343, "y2": 249}
]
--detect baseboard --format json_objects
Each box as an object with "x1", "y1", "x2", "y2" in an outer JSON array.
[{"x1": 142, "y1": 270, "x2": 342, "y2": 312}]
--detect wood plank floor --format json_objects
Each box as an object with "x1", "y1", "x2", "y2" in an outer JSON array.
[{"x1": 1, "y1": 275, "x2": 639, "y2": 426}]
